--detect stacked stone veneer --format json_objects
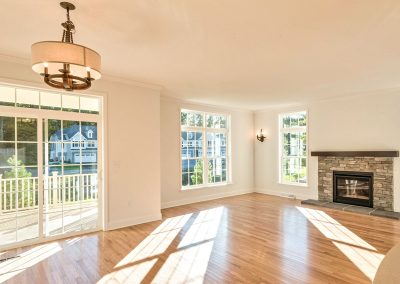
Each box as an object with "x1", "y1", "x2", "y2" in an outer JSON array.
[{"x1": 318, "y1": 156, "x2": 394, "y2": 211}]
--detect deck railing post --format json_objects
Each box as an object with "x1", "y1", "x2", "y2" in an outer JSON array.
[
  {"x1": 21, "y1": 178, "x2": 25, "y2": 209},
  {"x1": 52, "y1": 172, "x2": 58, "y2": 205},
  {"x1": 91, "y1": 174, "x2": 96, "y2": 199}
]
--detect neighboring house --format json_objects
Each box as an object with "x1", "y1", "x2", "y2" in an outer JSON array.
[
  {"x1": 49, "y1": 125, "x2": 97, "y2": 164},
  {"x1": 181, "y1": 132, "x2": 226, "y2": 171},
  {"x1": 181, "y1": 132, "x2": 203, "y2": 159}
]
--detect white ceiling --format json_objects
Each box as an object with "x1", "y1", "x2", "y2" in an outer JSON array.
[{"x1": 2, "y1": 0, "x2": 400, "y2": 109}]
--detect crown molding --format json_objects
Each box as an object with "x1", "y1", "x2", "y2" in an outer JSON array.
[
  {"x1": 0, "y1": 53, "x2": 163, "y2": 92},
  {"x1": 101, "y1": 74, "x2": 163, "y2": 91},
  {"x1": 160, "y1": 94, "x2": 253, "y2": 113},
  {"x1": 0, "y1": 53, "x2": 30, "y2": 65},
  {"x1": 254, "y1": 86, "x2": 400, "y2": 114}
]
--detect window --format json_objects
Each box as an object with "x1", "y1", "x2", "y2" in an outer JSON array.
[
  {"x1": 180, "y1": 109, "x2": 230, "y2": 189},
  {"x1": 279, "y1": 111, "x2": 307, "y2": 185},
  {"x1": 0, "y1": 85, "x2": 100, "y2": 114},
  {"x1": 72, "y1": 141, "x2": 84, "y2": 148},
  {"x1": 87, "y1": 141, "x2": 96, "y2": 148}
]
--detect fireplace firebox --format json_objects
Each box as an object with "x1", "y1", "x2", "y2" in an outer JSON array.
[{"x1": 333, "y1": 171, "x2": 373, "y2": 208}]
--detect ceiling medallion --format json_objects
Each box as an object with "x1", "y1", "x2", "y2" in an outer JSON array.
[{"x1": 31, "y1": 2, "x2": 101, "y2": 91}]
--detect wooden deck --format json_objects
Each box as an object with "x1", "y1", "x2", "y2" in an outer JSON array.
[{"x1": 0, "y1": 203, "x2": 97, "y2": 246}]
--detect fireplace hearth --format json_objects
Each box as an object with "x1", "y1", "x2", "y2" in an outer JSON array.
[{"x1": 333, "y1": 171, "x2": 373, "y2": 208}]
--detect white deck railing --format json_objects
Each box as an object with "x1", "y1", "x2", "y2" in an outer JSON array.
[{"x1": 0, "y1": 172, "x2": 98, "y2": 213}]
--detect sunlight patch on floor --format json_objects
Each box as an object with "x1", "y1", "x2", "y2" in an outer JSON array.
[
  {"x1": 97, "y1": 259, "x2": 158, "y2": 284},
  {"x1": 298, "y1": 206, "x2": 384, "y2": 281},
  {"x1": 333, "y1": 241, "x2": 384, "y2": 281},
  {"x1": 297, "y1": 207, "x2": 375, "y2": 250},
  {"x1": 153, "y1": 207, "x2": 224, "y2": 283},
  {"x1": 98, "y1": 206, "x2": 225, "y2": 284},
  {"x1": 178, "y1": 207, "x2": 223, "y2": 248},
  {"x1": 115, "y1": 213, "x2": 193, "y2": 268},
  {"x1": 0, "y1": 242, "x2": 62, "y2": 283},
  {"x1": 153, "y1": 241, "x2": 214, "y2": 284}
]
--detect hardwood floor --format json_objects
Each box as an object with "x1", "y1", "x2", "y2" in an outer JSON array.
[{"x1": 1, "y1": 193, "x2": 400, "y2": 283}]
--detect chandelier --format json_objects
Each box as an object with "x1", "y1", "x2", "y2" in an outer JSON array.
[{"x1": 31, "y1": 2, "x2": 101, "y2": 91}]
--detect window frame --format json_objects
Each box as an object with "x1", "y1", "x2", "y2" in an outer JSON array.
[
  {"x1": 278, "y1": 110, "x2": 308, "y2": 187},
  {"x1": 0, "y1": 84, "x2": 101, "y2": 114},
  {"x1": 180, "y1": 109, "x2": 231, "y2": 190}
]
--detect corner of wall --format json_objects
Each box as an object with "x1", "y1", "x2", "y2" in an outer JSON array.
[{"x1": 252, "y1": 111, "x2": 256, "y2": 192}]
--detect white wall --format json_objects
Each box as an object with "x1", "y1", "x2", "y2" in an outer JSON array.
[
  {"x1": 95, "y1": 79, "x2": 161, "y2": 229},
  {"x1": 160, "y1": 97, "x2": 254, "y2": 208},
  {"x1": 254, "y1": 91, "x2": 400, "y2": 212},
  {"x1": 0, "y1": 58, "x2": 162, "y2": 230}
]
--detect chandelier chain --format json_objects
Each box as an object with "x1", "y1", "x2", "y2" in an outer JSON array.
[{"x1": 61, "y1": 5, "x2": 75, "y2": 44}]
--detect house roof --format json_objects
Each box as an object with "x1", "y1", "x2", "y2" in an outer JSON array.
[
  {"x1": 51, "y1": 125, "x2": 97, "y2": 141},
  {"x1": 181, "y1": 132, "x2": 203, "y2": 141}
]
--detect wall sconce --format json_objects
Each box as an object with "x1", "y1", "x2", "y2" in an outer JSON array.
[{"x1": 257, "y1": 129, "x2": 266, "y2": 142}]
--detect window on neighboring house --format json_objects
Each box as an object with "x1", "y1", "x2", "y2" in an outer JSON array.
[
  {"x1": 180, "y1": 109, "x2": 230, "y2": 189},
  {"x1": 87, "y1": 141, "x2": 96, "y2": 148},
  {"x1": 72, "y1": 141, "x2": 84, "y2": 148},
  {"x1": 279, "y1": 111, "x2": 308, "y2": 185}
]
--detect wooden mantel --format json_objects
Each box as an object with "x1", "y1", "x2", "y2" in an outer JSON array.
[{"x1": 310, "y1": 151, "x2": 399, "y2": 157}]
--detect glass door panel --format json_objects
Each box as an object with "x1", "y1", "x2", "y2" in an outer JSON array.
[
  {"x1": 0, "y1": 116, "x2": 39, "y2": 246},
  {"x1": 42, "y1": 119, "x2": 98, "y2": 237}
]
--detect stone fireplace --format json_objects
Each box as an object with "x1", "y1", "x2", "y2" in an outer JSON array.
[{"x1": 311, "y1": 151, "x2": 399, "y2": 212}]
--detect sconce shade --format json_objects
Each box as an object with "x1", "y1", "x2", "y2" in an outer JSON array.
[{"x1": 31, "y1": 41, "x2": 101, "y2": 80}]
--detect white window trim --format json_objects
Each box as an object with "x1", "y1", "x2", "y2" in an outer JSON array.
[
  {"x1": 278, "y1": 110, "x2": 308, "y2": 187},
  {"x1": 180, "y1": 109, "x2": 231, "y2": 190}
]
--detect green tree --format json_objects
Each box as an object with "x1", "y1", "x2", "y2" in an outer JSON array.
[
  {"x1": 0, "y1": 116, "x2": 15, "y2": 141},
  {"x1": 190, "y1": 160, "x2": 216, "y2": 185},
  {"x1": 181, "y1": 112, "x2": 188, "y2": 126},
  {"x1": 4, "y1": 156, "x2": 32, "y2": 179},
  {"x1": 208, "y1": 160, "x2": 226, "y2": 183},
  {"x1": 206, "y1": 115, "x2": 226, "y2": 128},
  {"x1": 3, "y1": 155, "x2": 35, "y2": 210},
  {"x1": 190, "y1": 160, "x2": 203, "y2": 185}
]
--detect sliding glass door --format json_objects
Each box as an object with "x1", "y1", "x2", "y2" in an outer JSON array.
[{"x1": 0, "y1": 84, "x2": 102, "y2": 249}]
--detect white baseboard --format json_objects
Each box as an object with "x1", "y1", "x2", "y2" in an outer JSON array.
[
  {"x1": 106, "y1": 213, "x2": 162, "y2": 231},
  {"x1": 255, "y1": 188, "x2": 316, "y2": 201},
  {"x1": 161, "y1": 189, "x2": 254, "y2": 209}
]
